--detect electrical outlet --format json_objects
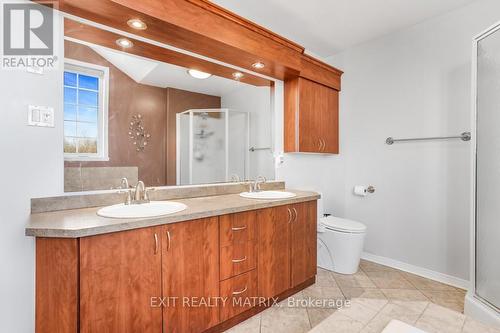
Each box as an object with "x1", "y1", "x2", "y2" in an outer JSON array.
[{"x1": 28, "y1": 105, "x2": 54, "y2": 127}]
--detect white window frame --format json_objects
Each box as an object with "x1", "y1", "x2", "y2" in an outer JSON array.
[{"x1": 63, "y1": 59, "x2": 110, "y2": 161}]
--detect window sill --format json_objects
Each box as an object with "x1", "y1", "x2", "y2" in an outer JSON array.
[{"x1": 64, "y1": 156, "x2": 110, "y2": 162}]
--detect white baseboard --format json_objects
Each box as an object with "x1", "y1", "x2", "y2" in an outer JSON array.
[{"x1": 361, "y1": 252, "x2": 469, "y2": 290}]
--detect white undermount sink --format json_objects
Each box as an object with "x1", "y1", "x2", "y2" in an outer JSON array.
[
  {"x1": 97, "y1": 201, "x2": 187, "y2": 219},
  {"x1": 239, "y1": 191, "x2": 297, "y2": 200}
]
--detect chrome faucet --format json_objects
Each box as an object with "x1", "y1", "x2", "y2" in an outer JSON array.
[
  {"x1": 249, "y1": 175, "x2": 266, "y2": 192},
  {"x1": 133, "y1": 181, "x2": 148, "y2": 203},
  {"x1": 118, "y1": 179, "x2": 152, "y2": 205},
  {"x1": 120, "y1": 177, "x2": 129, "y2": 189},
  {"x1": 119, "y1": 178, "x2": 133, "y2": 205},
  {"x1": 230, "y1": 174, "x2": 241, "y2": 182}
]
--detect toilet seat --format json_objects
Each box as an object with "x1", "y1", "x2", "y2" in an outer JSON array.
[
  {"x1": 317, "y1": 215, "x2": 367, "y2": 274},
  {"x1": 320, "y1": 216, "x2": 367, "y2": 234}
]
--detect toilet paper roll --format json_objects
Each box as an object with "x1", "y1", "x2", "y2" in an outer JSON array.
[{"x1": 354, "y1": 185, "x2": 368, "y2": 197}]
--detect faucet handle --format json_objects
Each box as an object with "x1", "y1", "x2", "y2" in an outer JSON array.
[
  {"x1": 117, "y1": 189, "x2": 133, "y2": 205},
  {"x1": 256, "y1": 175, "x2": 267, "y2": 183},
  {"x1": 120, "y1": 177, "x2": 130, "y2": 189},
  {"x1": 255, "y1": 175, "x2": 267, "y2": 191},
  {"x1": 230, "y1": 174, "x2": 241, "y2": 182},
  {"x1": 144, "y1": 187, "x2": 156, "y2": 201}
]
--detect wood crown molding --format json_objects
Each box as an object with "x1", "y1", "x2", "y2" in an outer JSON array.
[
  {"x1": 35, "y1": 0, "x2": 343, "y2": 88},
  {"x1": 302, "y1": 53, "x2": 343, "y2": 76},
  {"x1": 185, "y1": 0, "x2": 305, "y2": 53}
]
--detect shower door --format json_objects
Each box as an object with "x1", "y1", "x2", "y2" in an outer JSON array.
[
  {"x1": 475, "y1": 25, "x2": 500, "y2": 311},
  {"x1": 176, "y1": 109, "x2": 249, "y2": 185}
]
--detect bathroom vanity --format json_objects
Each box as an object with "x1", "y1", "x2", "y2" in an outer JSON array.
[
  {"x1": 25, "y1": 1, "x2": 341, "y2": 331},
  {"x1": 27, "y1": 184, "x2": 318, "y2": 333}
]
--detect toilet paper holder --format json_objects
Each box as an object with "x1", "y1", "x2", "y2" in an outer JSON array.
[{"x1": 354, "y1": 185, "x2": 376, "y2": 196}]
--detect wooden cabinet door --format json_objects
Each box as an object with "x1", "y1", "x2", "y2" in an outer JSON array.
[
  {"x1": 290, "y1": 201, "x2": 318, "y2": 287},
  {"x1": 297, "y1": 77, "x2": 321, "y2": 152},
  {"x1": 80, "y1": 227, "x2": 163, "y2": 333},
  {"x1": 257, "y1": 206, "x2": 291, "y2": 298},
  {"x1": 285, "y1": 77, "x2": 339, "y2": 154},
  {"x1": 162, "y1": 218, "x2": 219, "y2": 333},
  {"x1": 299, "y1": 78, "x2": 339, "y2": 154},
  {"x1": 320, "y1": 86, "x2": 339, "y2": 153}
]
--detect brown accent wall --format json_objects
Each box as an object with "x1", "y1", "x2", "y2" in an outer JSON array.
[
  {"x1": 64, "y1": 40, "x2": 221, "y2": 187},
  {"x1": 165, "y1": 88, "x2": 221, "y2": 185}
]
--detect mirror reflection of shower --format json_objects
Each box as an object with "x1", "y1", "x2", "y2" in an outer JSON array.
[
  {"x1": 193, "y1": 112, "x2": 215, "y2": 162},
  {"x1": 176, "y1": 109, "x2": 249, "y2": 185}
]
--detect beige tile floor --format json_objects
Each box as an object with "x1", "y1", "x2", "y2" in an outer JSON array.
[{"x1": 225, "y1": 259, "x2": 500, "y2": 333}]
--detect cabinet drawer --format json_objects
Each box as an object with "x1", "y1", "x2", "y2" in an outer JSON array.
[
  {"x1": 220, "y1": 270, "x2": 258, "y2": 321},
  {"x1": 220, "y1": 241, "x2": 257, "y2": 280},
  {"x1": 220, "y1": 211, "x2": 257, "y2": 247}
]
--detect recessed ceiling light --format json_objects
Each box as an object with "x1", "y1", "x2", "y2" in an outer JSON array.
[
  {"x1": 252, "y1": 62, "x2": 265, "y2": 69},
  {"x1": 116, "y1": 38, "x2": 133, "y2": 48},
  {"x1": 127, "y1": 19, "x2": 147, "y2": 30},
  {"x1": 232, "y1": 72, "x2": 244, "y2": 80},
  {"x1": 187, "y1": 69, "x2": 212, "y2": 79}
]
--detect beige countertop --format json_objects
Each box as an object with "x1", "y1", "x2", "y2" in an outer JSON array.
[{"x1": 26, "y1": 190, "x2": 319, "y2": 238}]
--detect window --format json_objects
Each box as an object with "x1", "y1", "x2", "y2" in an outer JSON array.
[{"x1": 63, "y1": 59, "x2": 109, "y2": 161}]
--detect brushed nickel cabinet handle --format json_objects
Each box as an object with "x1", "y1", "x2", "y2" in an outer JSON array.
[
  {"x1": 287, "y1": 208, "x2": 292, "y2": 223},
  {"x1": 231, "y1": 225, "x2": 247, "y2": 231},
  {"x1": 166, "y1": 230, "x2": 171, "y2": 251},
  {"x1": 292, "y1": 208, "x2": 298, "y2": 222},
  {"x1": 232, "y1": 286, "x2": 248, "y2": 295},
  {"x1": 154, "y1": 233, "x2": 158, "y2": 255},
  {"x1": 232, "y1": 256, "x2": 247, "y2": 263},
  {"x1": 318, "y1": 139, "x2": 322, "y2": 151}
]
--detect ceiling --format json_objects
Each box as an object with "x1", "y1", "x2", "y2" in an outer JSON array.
[
  {"x1": 211, "y1": 0, "x2": 479, "y2": 57},
  {"x1": 90, "y1": 44, "x2": 253, "y2": 96}
]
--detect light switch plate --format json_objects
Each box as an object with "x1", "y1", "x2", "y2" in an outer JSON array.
[
  {"x1": 274, "y1": 153, "x2": 284, "y2": 168},
  {"x1": 26, "y1": 66, "x2": 44, "y2": 75},
  {"x1": 28, "y1": 105, "x2": 55, "y2": 127}
]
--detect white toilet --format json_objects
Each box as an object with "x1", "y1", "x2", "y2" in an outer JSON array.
[{"x1": 317, "y1": 215, "x2": 367, "y2": 274}]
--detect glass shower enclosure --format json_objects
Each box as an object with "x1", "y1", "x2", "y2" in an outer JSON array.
[
  {"x1": 469, "y1": 22, "x2": 500, "y2": 326},
  {"x1": 176, "y1": 109, "x2": 249, "y2": 185}
]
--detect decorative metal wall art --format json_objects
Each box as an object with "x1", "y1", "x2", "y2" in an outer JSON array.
[{"x1": 128, "y1": 114, "x2": 151, "y2": 152}]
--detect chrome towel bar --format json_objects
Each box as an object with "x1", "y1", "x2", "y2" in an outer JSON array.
[
  {"x1": 249, "y1": 147, "x2": 271, "y2": 152},
  {"x1": 386, "y1": 132, "x2": 471, "y2": 145}
]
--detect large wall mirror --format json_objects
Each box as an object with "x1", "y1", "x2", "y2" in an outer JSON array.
[{"x1": 62, "y1": 19, "x2": 275, "y2": 192}]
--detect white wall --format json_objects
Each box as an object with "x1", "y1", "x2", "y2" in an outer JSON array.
[
  {"x1": 279, "y1": 0, "x2": 500, "y2": 281},
  {"x1": 4, "y1": 1, "x2": 500, "y2": 330},
  {"x1": 221, "y1": 85, "x2": 274, "y2": 180},
  {"x1": 0, "y1": 4, "x2": 64, "y2": 332}
]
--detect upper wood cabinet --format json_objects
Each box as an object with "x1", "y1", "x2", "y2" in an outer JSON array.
[
  {"x1": 285, "y1": 77, "x2": 340, "y2": 154},
  {"x1": 79, "y1": 226, "x2": 163, "y2": 333}
]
